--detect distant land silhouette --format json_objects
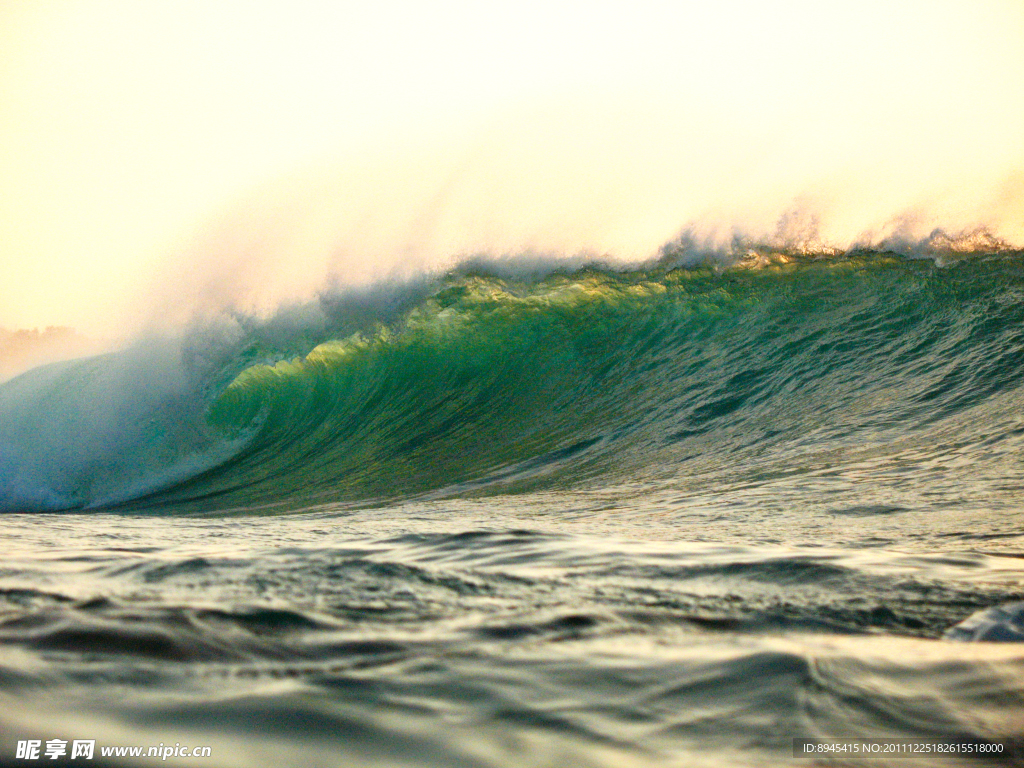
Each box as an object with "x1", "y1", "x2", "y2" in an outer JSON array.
[{"x1": 0, "y1": 326, "x2": 102, "y2": 381}]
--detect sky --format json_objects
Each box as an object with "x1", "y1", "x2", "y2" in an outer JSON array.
[{"x1": 1, "y1": 0, "x2": 1023, "y2": 338}]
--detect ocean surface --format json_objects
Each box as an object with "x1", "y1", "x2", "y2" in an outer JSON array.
[{"x1": 2, "y1": 237, "x2": 1024, "y2": 766}]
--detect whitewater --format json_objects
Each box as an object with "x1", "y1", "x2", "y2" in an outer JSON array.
[{"x1": 2, "y1": 235, "x2": 1024, "y2": 767}]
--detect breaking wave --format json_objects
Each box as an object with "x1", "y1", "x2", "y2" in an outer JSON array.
[{"x1": 3, "y1": 232, "x2": 1024, "y2": 514}]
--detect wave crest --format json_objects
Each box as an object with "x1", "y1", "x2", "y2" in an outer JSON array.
[{"x1": 3, "y1": 242, "x2": 1024, "y2": 514}]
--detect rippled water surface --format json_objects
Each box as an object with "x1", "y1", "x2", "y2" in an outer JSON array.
[{"x1": 2, "y1": 498, "x2": 1023, "y2": 767}]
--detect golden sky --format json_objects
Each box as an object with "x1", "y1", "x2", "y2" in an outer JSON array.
[{"x1": 2, "y1": 1, "x2": 1023, "y2": 337}]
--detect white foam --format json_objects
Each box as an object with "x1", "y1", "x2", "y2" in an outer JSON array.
[{"x1": 945, "y1": 603, "x2": 1024, "y2": 642}]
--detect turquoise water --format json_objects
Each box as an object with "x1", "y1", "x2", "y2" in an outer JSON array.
[{"x1": 1, "y1": 243, "x2": 1023, "y2": 766}]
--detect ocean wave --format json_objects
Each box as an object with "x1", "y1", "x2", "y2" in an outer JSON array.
[{"x1": 2, "y1": 238, "x2": 1024, "y2": 514}]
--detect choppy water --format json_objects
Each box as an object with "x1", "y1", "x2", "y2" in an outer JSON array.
[{"x1": 2, "y1": 239, "x2": 1024, "y2": 766}]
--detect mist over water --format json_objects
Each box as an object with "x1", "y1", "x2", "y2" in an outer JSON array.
[{"x1": 141, "y1": 97, "x2": 1024, "y2": 336}]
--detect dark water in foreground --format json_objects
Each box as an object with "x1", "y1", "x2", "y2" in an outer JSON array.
[{"x1": 2, "y1": 245, "x2": 1024, "y2": 766}]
